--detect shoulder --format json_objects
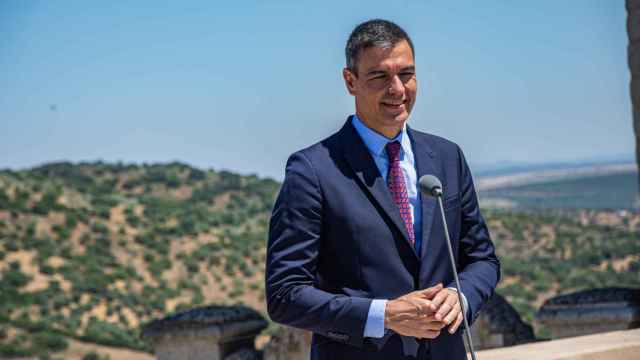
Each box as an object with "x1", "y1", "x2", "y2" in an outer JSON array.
[
  {"x1": 278, "y1": 129, "x2": 347, "y2": 199},
  {"x1": 285, "y1": 127, "x2": 345, "y2": 172},
  {"x1": 408, "y1": 127, "x2": 464, "y2": 161}
]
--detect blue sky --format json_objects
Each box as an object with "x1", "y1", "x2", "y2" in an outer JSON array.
[{"x1": 0, "y1": 0, "x2": 633, "y2": 180}]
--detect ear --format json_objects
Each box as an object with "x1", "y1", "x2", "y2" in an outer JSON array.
[{"x1": 343, "y1": 68, "x2": 357, "y2": 96}]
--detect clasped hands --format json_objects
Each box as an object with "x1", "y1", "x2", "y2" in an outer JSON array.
[{"x1": 383, "y1": 283, "x2": 463, "y2": 339}]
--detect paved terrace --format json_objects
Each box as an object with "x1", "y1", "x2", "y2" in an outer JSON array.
[{"x1": 476, "y1": 328, "x2": 640, "y2": 360}]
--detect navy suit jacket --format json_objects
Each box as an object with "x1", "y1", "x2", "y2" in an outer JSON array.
[{"x1": 266, "y1": 117, "x2": 500, "y2": 359}]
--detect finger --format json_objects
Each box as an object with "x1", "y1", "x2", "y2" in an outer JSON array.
[
  {"x1": 436, "y1": 295, "x2": 458, "y2": 322},
  {"x1": 420, "y1": 319, "x2": 446, "y2": 331},
  {"x1": 413, "y1": 329, "x2": 440, "y2": 339},
  {"x1": 430, "y1": 289, "x2": 449, "y2": 311},
  {"x1": 395, "y1": 321, "x2": 442, "y2": 338},
  {"x1": 434, "y1": 303, "x2": 450, "y2": 321},
  {"x1": 419, "y1": 283, "x2": 443, "y2": 299},
  {"x1": 448, "y1": 312, "x2": 464, "y2": 334},
  {"x1": 412, "y1": 297, "x2": 437, "y2": 316},
  {"x1": 423, "y1": 329, "x2": 441, "y2": 339},
  {"x1": 414, "y1": 296, "x2": 438, "y2": 315},
  {"x1": 442, "y1": 302, "x2": 460, "y2": 325},
  {"x1": 394, "y1": 297, "x2": 431, "y2": 321},
  {"x1": 397, "y1": 317, "x2": 444, "y2": 330}
]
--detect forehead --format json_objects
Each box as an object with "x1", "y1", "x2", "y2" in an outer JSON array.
[{"x1": 358, "y1": 40, "x2": 415, "y2": 73}]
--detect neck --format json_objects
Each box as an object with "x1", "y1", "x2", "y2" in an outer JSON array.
[{"x1": 355, "y1": 112, "x2": 404, "y2": 139}]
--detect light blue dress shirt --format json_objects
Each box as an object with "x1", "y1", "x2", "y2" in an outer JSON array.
[
  {"x1": 350, "y1": 114, "x2": 468, "y2": 340},
  {"x1": 350, "y1": 114, "x2": 423, "y2": 252}
]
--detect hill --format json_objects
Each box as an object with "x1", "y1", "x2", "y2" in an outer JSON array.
[
  {"x1": 485, "y1": 207, "x2": 640, "y2": 336},
  {"x1": 0, "y1": 161, "x2": 279, "y2": 358},
  {"x1": 0, "y1": 161, "x2": 638, "y2": 358},
  {"x1": 478, "y1": 166, "x2": 639, "y2": 209}
]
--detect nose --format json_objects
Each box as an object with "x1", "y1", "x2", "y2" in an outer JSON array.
[{"x1": 388, "y1": 75, "x2": 404, "y2": 96}]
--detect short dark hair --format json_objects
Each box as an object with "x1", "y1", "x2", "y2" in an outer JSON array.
[{"x1": 345, "y1": 19, "x2": 414, "y2": 74}]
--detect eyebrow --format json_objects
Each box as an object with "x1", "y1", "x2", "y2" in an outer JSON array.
[
  {"x1": 401, "y1": 66, "x2": 416, "y2": 73},
  {"x1": 365, "y1": 66, "x2": 416, "y2": 76},
  {"x1": 365, "y1": 70, "x2": 386, "y2": 77}
]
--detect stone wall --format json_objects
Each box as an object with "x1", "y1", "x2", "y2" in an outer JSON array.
[
  {"x1": 476, "y1": 328, "x2": 640, "y2": 360},
  {"x1": 262, "y1": 326, "x2": 311, "y2": 360},
  {"x1": 140, "y1": 288, "x2": 640, "y2": 360},
  {"x1": 470, "y1": 293, "x2": 535, "y2": 350},
  {"x1": 262, "y1": 293, "x2": 534, "y2": 359},
  {"x1": 536, "y1": 288, "x2": 640, "y2": 339},
  {"x1": 141, "y1": 305, "x2": 267, "y2": 360}
]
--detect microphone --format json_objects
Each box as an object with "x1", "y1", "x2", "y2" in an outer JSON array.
[
  {"x1": 418, "y1": 175, "x2": 443, "y2": 197},
  {"x1": 418, "y1": 175, "x2": 477, "y2": 360}
]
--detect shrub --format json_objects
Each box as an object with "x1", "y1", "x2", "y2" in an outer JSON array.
[
  {"x1": 83, "y1": 351, "x2": 110, "y2": 360},
  {"x1": 91, "y1": 222, "x2": 109, "y2": 235},
  {"x1": 148, "y1": 257, "x2": 171, "y2": 275},
  {"x1": 124, "y1": 206, "x2": 141, "y2": 227},
  {"x1": 0, "y1": 190, "x2": 10, "y2": 208},
  {"x1": 52, "y1": 224, "x2": 71, "y2": 240},
  {"x1": 32, "y1": 330, "x2": 68, "y2": 352},
  {"x1": 33, "y1": 189, "x2": 62, "y2": 215},
  {"x1": 82, "y1": 318, "x2": 140, "y2": 349},
  {"x1": 3, "y1": 266, "x2": 32, "y2": 288},
  {"x1": 0, "y1": 342, "x2": 33, "y2": 357},
  {"x1": 4, "y1": 238, "x2": 19, "y2": 251},
  {"x1": 40, "y1": 264, "x2": 55, "y2": 275},
  {"x1": 83, "y1": 352, "x2": 100, "y2": 360},
  {"x1": 65, "y1": 213, "x2": 78, "y2": 229}
]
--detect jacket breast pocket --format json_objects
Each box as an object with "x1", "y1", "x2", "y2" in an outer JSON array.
[
  {"x1": 442, "y1": 193, "x2": 460, "y2": 211},
  {"x1": 441, "y1": 193, "x2": 462, "y2": 246}
]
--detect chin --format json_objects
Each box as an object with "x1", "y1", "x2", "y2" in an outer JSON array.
[{"x1": 386, "y1": 112, "x2": 409, "y2": 124}]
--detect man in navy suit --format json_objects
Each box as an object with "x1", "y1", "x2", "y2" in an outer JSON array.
[{"x1": 265, "y1": 19, "x2": 500, "y2": 359}]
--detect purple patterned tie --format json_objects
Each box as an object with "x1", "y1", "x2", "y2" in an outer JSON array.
[{"x1": 385, "y1": 141, "x2": 415, "y2": 247}]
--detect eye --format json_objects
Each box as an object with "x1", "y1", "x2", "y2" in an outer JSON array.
[{"x1": 399, "y1": 72, "x2": 414, "y2": 81}]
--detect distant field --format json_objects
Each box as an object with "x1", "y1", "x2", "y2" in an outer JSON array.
[{"x1": 479, "y1": 170, "x2": 639, "y2": 209}]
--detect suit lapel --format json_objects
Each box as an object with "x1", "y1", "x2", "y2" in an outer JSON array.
[
  {"x1": 406, "y1": 126, "x2": 439, "y2": 260},
  {"x1": 340, "y1": 117, "x2": 418, "y2": 259}
]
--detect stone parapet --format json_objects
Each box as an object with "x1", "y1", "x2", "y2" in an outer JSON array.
[
  {"x1": 536, "y1": 288, "x2": 640, "y2": 339},
  {"x1": 470, "y1": 293, "x2": 535, "y2": 350},
  {"x1": 476, "y1": 328, "x2": 640, "y2": 360},
  {"x1": 141, "y1": 305, "x2": 268, "y2": 360}
]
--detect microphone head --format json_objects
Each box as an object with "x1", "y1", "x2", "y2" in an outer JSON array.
[{"x1": 419, "y1": 175, "x2": 443, "y2": 197}]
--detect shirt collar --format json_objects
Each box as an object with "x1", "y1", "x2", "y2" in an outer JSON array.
[{"x1": 351, "y1": 114, "x2": 411, "y2": 157}]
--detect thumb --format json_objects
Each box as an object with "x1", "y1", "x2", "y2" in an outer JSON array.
[{"x1": 419, "y1": 283, "x2": 443, "y2": 298}]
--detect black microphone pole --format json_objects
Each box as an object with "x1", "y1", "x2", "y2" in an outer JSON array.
[{"x1": 418, "y1": 175, "x2": 477, "y2": 360}]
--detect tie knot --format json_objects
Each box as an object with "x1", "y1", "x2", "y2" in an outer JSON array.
[{"x1": 385, "y1": 141, "x2": 401, "y2": 162}]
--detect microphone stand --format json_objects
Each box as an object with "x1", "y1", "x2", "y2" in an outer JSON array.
[{"x1": 435, "y1": 191, "x2": 478, "y2": 360}]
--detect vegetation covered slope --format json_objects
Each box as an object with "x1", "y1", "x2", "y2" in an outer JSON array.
[
  {"x1": 0, "y1": 162, "x2": 638, "y2": 357},
  {"x1": 479, "y1": 170, "x2": 638, "y2": 209},
  {"x1": 486, "y1": 208, "x2": 640, "y2": 334},
  {"x1": 0, "y1": 161, "x2": 278, "y2": 357}
]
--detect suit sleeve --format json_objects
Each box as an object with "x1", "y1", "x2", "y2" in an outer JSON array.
[
  {"x1": 449, "y1": 145, "x2": 501, "y2": 325},
  {"x1": 265, "y1": 151, "x2": 372, "y2": 348}
]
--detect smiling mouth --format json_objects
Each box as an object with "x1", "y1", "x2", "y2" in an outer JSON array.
[{"x1": 381, "y1": 100, "x2": 407, "y2": 109}]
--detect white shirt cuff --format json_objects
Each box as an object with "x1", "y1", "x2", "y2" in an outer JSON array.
[
  {"x1": 363, "y1": 299, "x2": 387, "y2": 338},
  {"x1": 447, "y1": 287, "x2": 470, "y2": 318}
]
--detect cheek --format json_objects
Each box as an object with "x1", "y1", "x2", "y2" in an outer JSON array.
[
  {"x1": 406, "y1": 81, "x2": 417, "y2": 95},
  {"x1": 364, "y1": 92, "x2": 383, "y2": 105},
  {"x1": 406, "y1": 87, "x2": 417, "y2": 102}
]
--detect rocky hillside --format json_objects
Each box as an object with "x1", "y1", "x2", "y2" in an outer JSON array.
[
  {"x1": 0, "y1": 162, "x2": 278, "y2": 358},
  {"x1": 485, "y1": 207, "x2": 640, "y2": 337},
  {"x1": 0, "y1": 161, "x2": 638, "y2": 358}
]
